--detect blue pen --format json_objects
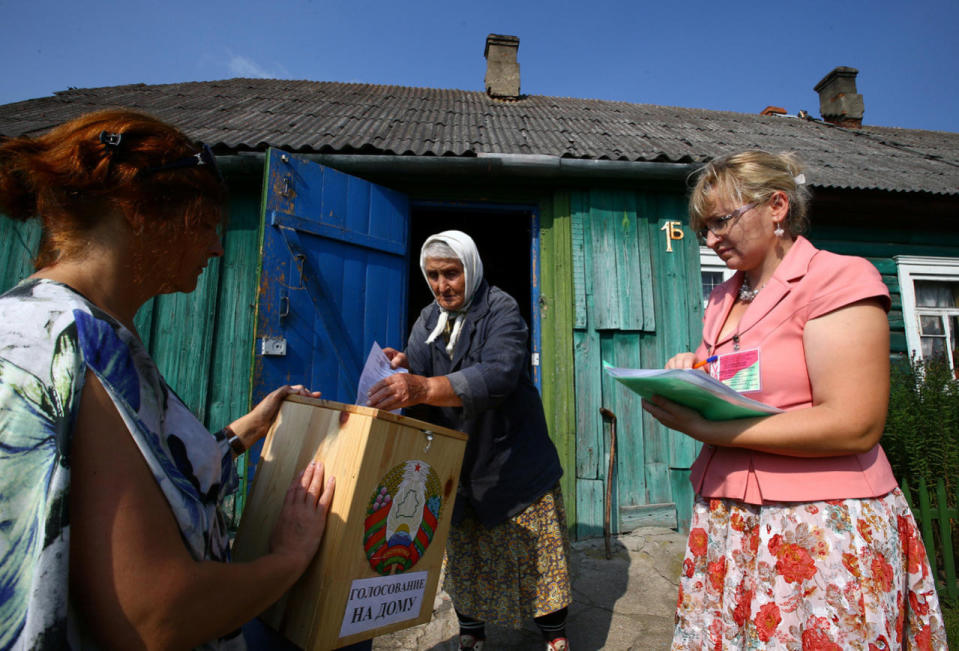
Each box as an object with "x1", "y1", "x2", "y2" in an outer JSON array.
[{"x1": 692, "y1": 355, "x2": 718, "y2": 370}]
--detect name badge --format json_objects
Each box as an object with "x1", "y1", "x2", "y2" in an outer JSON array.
[{"x1": 711, "y1": 349, "x2": 762, "y2": 393}]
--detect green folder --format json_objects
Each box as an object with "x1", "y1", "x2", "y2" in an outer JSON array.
[{"x1": 603, "y1": 362, "x2": 782, "y2": 421}]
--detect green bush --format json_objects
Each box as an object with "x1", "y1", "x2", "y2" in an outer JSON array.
[
  {"x1": 883, "y1": 355, "x2": 959, "y2": 491},
  {"x1": 882, "y1": 354, "x2": 959, "y2": 605}
]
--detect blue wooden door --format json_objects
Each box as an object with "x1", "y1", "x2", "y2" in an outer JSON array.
[{"x1": 252, "y1": 149, "x2": 409, "y2": 408}]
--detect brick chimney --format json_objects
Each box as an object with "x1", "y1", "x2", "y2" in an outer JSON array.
[
  {"x1": 814, "y1": 66, "x2": 864, "y2": 128},
  {"x1": 484, "y1": 34, "x2": 520, "y2": 99}
]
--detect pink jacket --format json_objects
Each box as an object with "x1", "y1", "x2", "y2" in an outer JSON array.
[{"x1": 689, "y1": 236, "x2": 898, "y2": 503}]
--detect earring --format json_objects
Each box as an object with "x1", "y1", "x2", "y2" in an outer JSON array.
[{"x1": 774, "y1": 222, "x2": 785, "y2": 238}]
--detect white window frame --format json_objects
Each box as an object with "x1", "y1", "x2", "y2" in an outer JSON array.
[
  {"x1": 895, "y1": 255, "x2": 959, "y2": 370},
  {"x1": 700, "y1": 247, "x2": 735, "y2": 308}
]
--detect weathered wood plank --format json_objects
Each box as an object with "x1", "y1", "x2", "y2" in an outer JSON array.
[
  {"x1": 133, "y1": 298, "x2": 156, "y2": 352},
  {"x1": 633, "y1": 191, "x2": 656, "y2": 332},
  {"x1": 207, "y1": 192, "x2": 262, "y2": 429},
  {"x1": 539, "y1": 191, "x2": 578, "y2": 533},
  {"x1": 587, "y1": 190, "x2": 623, "y2": 329},
  {"x1": 679, "y1": 200, "x2": 706, "y2": 344},
  {"x1": 868, "y1": 258, "x2": 899, "y2": 275},
  {"x1": 149, "y1": 261, "x2": 221, "y2": 421},
  {"x1": 639, "y1": 332, "x2": 676, "y2": 505},
  {"x1": 614, "y1": 191, "x2": 646, "y2": 330},
  {"x1": 576, "y1": 477, "x2": 605, "y2": 540},
  {"x1": 574, "y1": 328, "x2": 602, "y2": 479},
  {"x1": 604, "y1": 331, "x2": 646, "y2": 531},
  {"x1": 890, "y1": 332, "x2": 908, "y2": 353},
  {"x1": 810, "y1": 225, "x2": 959, "y2": 247},
  {"x1": 812, "y1": 239, "x2": 959, "y2": 259},
  {"x1": 0, "y1": 217, "x2": 40, "y2": 293},
  {"x1": 570, "y1": 192, "x2": 588, "y2": 329},
  {"x1": 878, "y1": 271, "x2": 901, "y2": 292},
  {"x1": 619, "y1": 502, "x2": 678, "y2": 531},
  {"x1": 668, "y1": 468, "x2": 695, "y2": 533}
]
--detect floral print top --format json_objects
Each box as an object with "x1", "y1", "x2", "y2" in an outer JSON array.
[{"x1": 0, "y1": 279, "x2": 242, "y2": 650}]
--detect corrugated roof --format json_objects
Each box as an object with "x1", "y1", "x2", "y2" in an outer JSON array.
[{"x1": 2, "y1": 78, "x2": 958, "y2": 195}]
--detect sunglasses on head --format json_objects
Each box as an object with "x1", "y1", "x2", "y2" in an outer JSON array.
[
  {"x1": 98, "y1": 130, "x2": 223, "y2": 183},
  {"x1": 146, "y1": 142, "x2": 222, "y2": 182}
]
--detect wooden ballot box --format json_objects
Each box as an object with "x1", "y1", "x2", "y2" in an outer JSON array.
[{"x1": 233, "y1": 396, "x2": 467, "y2": 650}]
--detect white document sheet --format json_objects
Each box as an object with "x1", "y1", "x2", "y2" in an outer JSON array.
[{"x1": 356, "y1": 341, "x2": 408, "y2": 413}]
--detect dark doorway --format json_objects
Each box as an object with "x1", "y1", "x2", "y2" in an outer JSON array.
[{"x1": 406, "y1": 204, "x2": 534, "y2": 342}]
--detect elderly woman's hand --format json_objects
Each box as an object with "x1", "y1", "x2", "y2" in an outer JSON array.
[
  {"x1": 367, "y1": 373, "x2": 430, "y2": 411},
  {"x1": 268, "y1": 460, "x2": 335, "y2": 575},
  {"x1": 229, "y1": 385, "x2": 322, "y2": 452},
  {"x1": 382, "y1": 347, "x2": 410, "y2": 370}
]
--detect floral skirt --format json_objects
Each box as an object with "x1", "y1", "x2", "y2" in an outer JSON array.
[
  {"x1": 443, "y1": 485, "x2": 572, "y2": 629},
  {"x1": 672, "y1": 489, "x2": 946, "y2": 650}
]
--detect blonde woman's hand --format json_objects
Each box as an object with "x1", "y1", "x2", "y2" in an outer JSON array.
[{"x1": 665, "y1": 352, "x2": 697, "y2": 370}]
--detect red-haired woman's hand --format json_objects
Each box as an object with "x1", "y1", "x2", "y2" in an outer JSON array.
[
  {"x1": 269, "y1": 460, "x2": 335, "y2": 575},
  {"x1": 229, "y1": 385, "x2": 322, "y2": 450}
]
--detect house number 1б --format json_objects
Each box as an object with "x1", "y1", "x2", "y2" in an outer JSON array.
[{"x1": 660, "y1": 221, "x2": 684, "y2": 252}]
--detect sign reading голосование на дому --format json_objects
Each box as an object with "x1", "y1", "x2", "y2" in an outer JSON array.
[{"x1": 338, "y1": 571, "x2": 428, "y2": 637}]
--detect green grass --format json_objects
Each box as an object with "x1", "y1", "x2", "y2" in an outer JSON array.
[{"x1": 944, "y1": 601, "x2": 959, "y2": 648}]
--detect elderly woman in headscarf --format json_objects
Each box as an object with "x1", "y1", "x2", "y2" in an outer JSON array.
[{"x1": 368, "y1": 230, "x2": 572, "y2": 651}]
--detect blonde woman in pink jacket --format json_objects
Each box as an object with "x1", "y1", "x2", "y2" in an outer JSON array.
[{"x1": 643, "y1": 150, "x2": 945, "y2": 649}]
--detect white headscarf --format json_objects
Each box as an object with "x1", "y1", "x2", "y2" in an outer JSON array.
[{"x1": 419, "y1": 230, "x2": 484, "y2": 356}]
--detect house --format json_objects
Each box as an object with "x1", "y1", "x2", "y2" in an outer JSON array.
[{"x1": 2, "y1": 34, "x2": 957, "y2": 538}]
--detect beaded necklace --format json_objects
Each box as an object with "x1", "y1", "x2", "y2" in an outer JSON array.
[
  {"x1": 738, "y1": 276, "x2": 763, "y2": 303},
  {"x1": 734, "y1": 276, "x2": 765, "y2": 350}
]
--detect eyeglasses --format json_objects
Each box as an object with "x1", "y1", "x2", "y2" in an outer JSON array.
[
  {"x1": 696, "y1": 203, "x2": 757, "y2": 241},
  {"x1": 146, "y1": 143, "x2": 222, "y2": 182}
]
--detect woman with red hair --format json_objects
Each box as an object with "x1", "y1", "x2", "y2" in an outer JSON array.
[{"x1": 0, "y1": 109, "x2": 334, "y2": 650}]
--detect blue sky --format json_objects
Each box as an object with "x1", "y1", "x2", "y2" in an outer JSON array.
[{"x1": 2, "y1": 0, "x2": 957, "y2": 133}]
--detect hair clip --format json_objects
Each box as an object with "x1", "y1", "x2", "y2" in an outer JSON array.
[
  {"x1": 794, "y1": 173, "x2": 806, "y2": 186},
  {"x1": 99, "y1": 131, "x2": 122, "y2": 151}
]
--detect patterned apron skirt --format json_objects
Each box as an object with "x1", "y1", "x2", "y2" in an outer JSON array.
[{"x1": 443, "y1": 485, "x2": 572, "y2": 629}]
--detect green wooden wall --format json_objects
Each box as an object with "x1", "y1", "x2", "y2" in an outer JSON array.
[
  {"x1": 809, "y1": 226, "x2": 959, "y2": 355},
  {"x1": 565, "y1": 189, "x2": 704, "y2": 538},
  {"x1": 0, "y1": 218, "x2": 41, "y2": 292}
]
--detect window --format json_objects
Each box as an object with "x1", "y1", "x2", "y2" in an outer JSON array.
[
  {"x1": 896, "y1": 256, "x2": 959, "y2": 376},
  {"x1": 700, "y1": 247, "x2": 735, "y2": 308}
]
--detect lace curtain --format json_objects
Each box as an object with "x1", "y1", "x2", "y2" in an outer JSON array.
[{"x1": 916, "y1": 280, "x2": 959, "y2": 373}]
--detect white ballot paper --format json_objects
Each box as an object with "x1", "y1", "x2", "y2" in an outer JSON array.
[{"x1": 356, "y1": 341, "x2": 408, "y2": 414}]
